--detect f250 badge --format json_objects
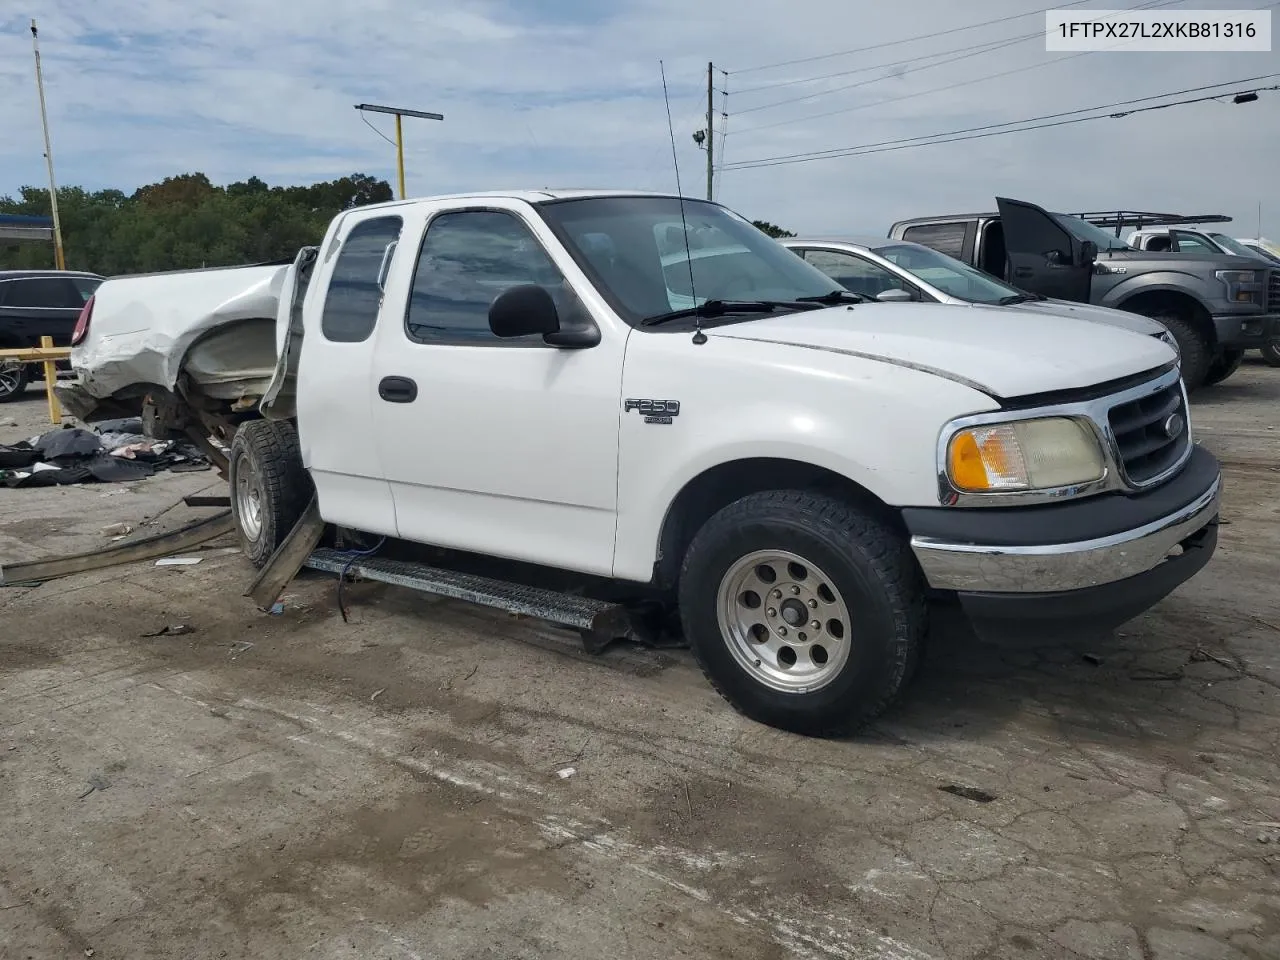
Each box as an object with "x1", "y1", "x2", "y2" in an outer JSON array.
[{"x1": 625, "y1": 398, "x2": 681, "y2": 425}]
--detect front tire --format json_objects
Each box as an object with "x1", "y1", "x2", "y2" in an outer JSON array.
[
  {"x1": 0, "y1": 361, "x2": 29, "y2": 403},
  {"x1": 1203, "y1": 348, "x2": 1245, "y2": 387},
  {"x1": 228, "y1": 419, "x2": 312, "y2": 568},
  {"x1": 1150, "y1": 312, "x2": 1212, "y2": 390},
  {"x1": 677, "y1": 490, "x2": 926, "y2": 737},
  {"x1": 1262, "y1": 339, "x2": 1280, "y2": 368}
]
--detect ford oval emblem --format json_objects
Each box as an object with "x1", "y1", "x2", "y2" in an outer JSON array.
[{"x1": 1162, "y1": 412, "x2": 1185, "y2": 439}]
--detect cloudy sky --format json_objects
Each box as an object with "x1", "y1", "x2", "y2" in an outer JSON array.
[{"x1": 0, "y1": 0, "x2": 1276, "y2": 239}]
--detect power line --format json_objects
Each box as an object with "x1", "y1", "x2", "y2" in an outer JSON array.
[
  {"x1": 724, "y1": 73, "x2": 1280, "y2": 169},
  {"x1": 358, "y1": 111, "x2": 397, "y2": 147},
  {"x1": 730, "y1": 0, "x2": 1173, "y2": 102},
  {"x1": 732, "y1": 31, "x2": 1042, "y2": 116},
  {"x1": 729, "y1": 0, "x2": 1187, "y2": 135},
  {"x1": 719, "y1": 80, "x2": 1279, "y2": 172},
  {"x1": 728, "y1": 0, "x2": 1091, "y2": 75},
  {"x1": 733, "y1": 32, "x2": 1041, "y2": 98}
]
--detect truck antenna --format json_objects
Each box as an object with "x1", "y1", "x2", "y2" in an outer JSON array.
[{"x1": 660, "y1": 60, "x2": 706, "y2": 345}]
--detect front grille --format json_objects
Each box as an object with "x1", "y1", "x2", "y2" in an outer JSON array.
[
  {"x1": 1107, "y1": 380, "x2": 1188, "y2": 484},
  {"x1": 1267, "y1": 270, "x2": 1279, "y2": 312}
]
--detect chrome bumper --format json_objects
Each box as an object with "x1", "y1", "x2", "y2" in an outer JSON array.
[{"x1": 910, "y1": 474, "x2": 1221, "y2": 594}]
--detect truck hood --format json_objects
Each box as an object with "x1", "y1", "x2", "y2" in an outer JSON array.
[
  {"x1": 1099, "y1": 249, "x2": 1264, "y2": 271},
  {"x1": 1007, "y1": 298, "x2": 1165, "y2": 336},
  {"x1": 711, "y1": 303, "x2": 1176, "y2": 399}
]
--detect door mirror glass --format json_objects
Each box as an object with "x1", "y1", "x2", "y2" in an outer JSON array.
[
  {"x1": 875, "y1": 288, "x2": 914, "y2": 302},
  {"x1": 488, "y1": 284, "x2": 561, "y2": 338},
  {"x1": 1078, "y1": 240, "x2": 1098, "y2": 266}
]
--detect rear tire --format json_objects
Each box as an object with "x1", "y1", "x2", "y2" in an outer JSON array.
[
  {"x1": 228, "y1": 419, "x2": 312, "y2": 568},
  {"x1": 0, "y1": 361, "x2": 29, "y2": 403},
  {"x1": 1203, "y1": 348, "x2": 1245, "y2": 387},
  {"x1": 677, "y1": 490, "x2": 926, "y2": 737},
  {"x1": 1262, "y1": 339, "x2": 1280, "y2": 368},
  {"x1": 1150, "y1": 312, "x2": 1212, "y2": 390}
]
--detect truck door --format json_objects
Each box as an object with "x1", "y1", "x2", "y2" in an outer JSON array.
[
  {"x1": 996, "y1": 197, "x2": 1092, "y2": 303},
  {"x1": 369, "y1": 204, "x2": 625, "y2": 577},
  {"x1": 294, "y1": 212, "x2": 404, "y2": 537}
]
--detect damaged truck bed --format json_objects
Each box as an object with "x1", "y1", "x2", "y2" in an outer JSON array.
[{"x1": 55, "y1": 258, "x2": 298, "y2": 441}]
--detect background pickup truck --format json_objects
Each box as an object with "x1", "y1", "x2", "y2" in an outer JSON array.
[
  {"x1": 0, "y1": 269, "x2": 103, "y2": 402},
  {"x1": 888, "y1": 197, "x2": 1279, "y2": 390},
  {"x1": 1126, "y1": 226, "x2": 1280, "y2": 368},
  {"x1": 59, "y1": 190, "x2": 1221, "y2": 737}
]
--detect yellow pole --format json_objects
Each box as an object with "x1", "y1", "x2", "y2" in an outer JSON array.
[
  {"x1": 30, "y1": 20, "x2": 66, "y2": 271},
  {"x1": 39, "y1": 336, "x2": 61, "y2": 424},
  {"x1": 395, "y1": 113, "x2": 406, "y2": 200}
]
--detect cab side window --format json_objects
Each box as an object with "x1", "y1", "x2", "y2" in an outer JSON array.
[
  {"x1": 1170, "y1": 231, "x2": 1216, "y2": 255},
  {"x1": 320, "y1": 216, "x2": 403, "y2": 343},
  {"x1": 902, "y1": 222, "x2": 969, "y2": 260},
  {"x1": 802, "y1": 249, "x2": 911, "y2": 299},
  {"x1": 405, "y1": 210, "x2": 569, "y2": 344}
]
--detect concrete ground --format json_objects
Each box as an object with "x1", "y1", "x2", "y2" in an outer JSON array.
[{"x1": 1, "y1": 365, "x2": 1278, "y2": 960}]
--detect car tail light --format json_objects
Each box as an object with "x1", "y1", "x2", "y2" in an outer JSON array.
[{"x1": 71, "y1": 295, "x2": 94, "y2": 346}]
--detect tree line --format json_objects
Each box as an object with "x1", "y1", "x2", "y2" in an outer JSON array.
[
  {"x1": 1, "y1": 171, "x2": 793, "y2": 276},
  {"x1": 0, "y1": 173, "x2": 394, "y2": 275}
]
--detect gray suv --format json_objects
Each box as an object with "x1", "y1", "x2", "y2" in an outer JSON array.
[{"x1": 889, "y1": 197, "x2": 1279, "y2": 390}]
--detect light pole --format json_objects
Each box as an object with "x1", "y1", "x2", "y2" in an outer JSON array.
[
  {"x1": 354, "y1": 103, "x2": 444, "y2": 200},
  {"x1": 30, "y1": 19, "x2": 65, "y2": 270}
]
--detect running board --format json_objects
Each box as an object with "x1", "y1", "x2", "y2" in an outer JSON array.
[{"x1": 303, "y1": 548, "x2": 633, "y2": 653}]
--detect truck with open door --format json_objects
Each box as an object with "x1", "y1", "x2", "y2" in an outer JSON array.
[
  {"x1": 59, "y1": 190, "x2": 1221, "y2": 738},
  {"x1": 889, "y1": 197, "x2": 1279, "y2": 390}
]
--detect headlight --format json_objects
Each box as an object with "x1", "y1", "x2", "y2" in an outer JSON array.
[
  {"x1": 1215, "y1": 269, "x2": 1262, "y2": 304},
  {"x1": 946, "y1": 417, "x2": 1105, "y2": 493},
  {"x1": 1157, "y1": 329, "x2": 1180, "y2": 356}
]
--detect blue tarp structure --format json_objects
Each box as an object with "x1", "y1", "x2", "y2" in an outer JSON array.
[{"x1": 0, "y1": 214, "x2": 54, "y2": 242}]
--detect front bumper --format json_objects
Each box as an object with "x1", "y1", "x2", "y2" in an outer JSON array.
[
  {"x1": 1211, "y1": 311, "x2": 1278, "y2": 349},
  {"x1": 904, "y1": 445, "x2": 1221, "y2": 635}
]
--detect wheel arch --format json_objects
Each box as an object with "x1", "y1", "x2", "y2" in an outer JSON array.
[
  {"x1": 652, "y1": 456, "x2": 904, "y2": 591},
  {"x1": 1112, "y1": 287, "x2": 1216, "y2": 346}
]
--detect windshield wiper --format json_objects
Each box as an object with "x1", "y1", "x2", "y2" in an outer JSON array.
[
  {"x1": 995, "y1": 292, "x2": 1046, "y2": 305},
  {"x1": 640, "y1": 299, "x2": 819, "y2": 327},
  {"x1": 795, "y1": 290, "x2": 871, "y2": 305}
]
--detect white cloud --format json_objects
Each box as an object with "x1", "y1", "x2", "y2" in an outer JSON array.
[{"x1": 1, "y1": 0, "x2": 1276, "y2": 238}]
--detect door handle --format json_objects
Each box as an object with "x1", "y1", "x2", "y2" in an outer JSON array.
[
  {"x1": 378, "y1": 376, "x2": 417, "y2": 403},
  {"x1": 1013, "y1": 267, "x2": 1033, "y2": 278}
]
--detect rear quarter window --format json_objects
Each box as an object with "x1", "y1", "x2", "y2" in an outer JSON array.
[
  {"x1": 320, "y1": 217, "x2": 404, "y2": 343},
  {"x1": 901, "y1": 223, "x2": 970, "y2": 260}
]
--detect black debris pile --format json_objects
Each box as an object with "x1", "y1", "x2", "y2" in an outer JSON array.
[{"x1": 0, "y1": 418, "x2": 211, "y2": 488}]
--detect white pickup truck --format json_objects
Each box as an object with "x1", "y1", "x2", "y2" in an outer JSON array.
[{"x1": 59, "y1": 190, "x2": 1222, "y2": 736}]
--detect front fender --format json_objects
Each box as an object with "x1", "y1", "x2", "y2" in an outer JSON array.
[
  {"x1": 1098, "y1": 274, "x2": 1219, "y2": 314},
  {"x1": 609, "y1": 335, "x2": 999, "y2": 581}
]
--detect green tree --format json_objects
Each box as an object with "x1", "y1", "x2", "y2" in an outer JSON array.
[
  {"x1": 0, "y1": 172, "x2": 394, "y2": 274},
  {"x1": 751, "y1": 220, "x2": 795, "y2": 238}
]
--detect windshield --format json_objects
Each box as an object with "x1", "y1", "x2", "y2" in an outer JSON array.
[
  {"x1": 534, "y1": 196, "x2": 843, "y2": 326},
  {"x1": 1051, "y1": 214, "x2": 1132, "y2": 251},
  {"x1": 870, "y1": 242, "x2": 1026, "y2": 305},
  {"x1": 1208, "y1": 232, "x2": 1272, "y2": 261}
]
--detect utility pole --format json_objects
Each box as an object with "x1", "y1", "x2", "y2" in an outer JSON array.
[
  {"x1": 30, "y1": 20, "x2": 65, "y2": 271},
  {"x1": 354, "y1": 103, "x2": 445, "y2": 200},
  {"x1": 705, "y1": 62, "x2": 715, "y2": 201}
]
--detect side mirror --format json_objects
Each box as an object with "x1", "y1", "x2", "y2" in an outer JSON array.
[
  {"x1": 489, "y1": 284, "x2": 561, "y2": 338},
  {"x1": 875, "y1": 288, "x2": 914, "y2": 302},
  {"x1": 1078, "y1": 240, "x2": 1098, "y2": 266},
  {"x1": 488, "y1": 283, "x2": 600, "y2": 349}
]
